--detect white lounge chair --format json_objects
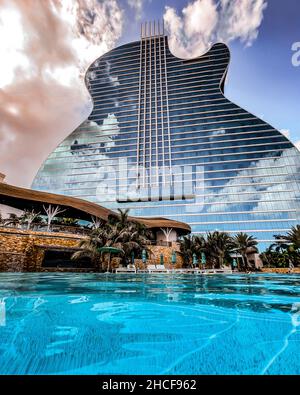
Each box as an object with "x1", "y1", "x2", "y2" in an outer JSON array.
[
  {"x1": 115, "y1": 264, "x2": 136, "y2": 273},
  {"x1": 172, "y1": 268, "x2": 196, "y2": 274},
  {"x1": 147, "y1": 264, "x2": 169, "y2": 273},
  {"x1": 195, "y1": 268, "x2": 233, "y2": 275}
]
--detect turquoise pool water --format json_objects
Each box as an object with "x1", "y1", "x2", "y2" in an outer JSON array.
[{"x1": 0, "y1": 273, "x2": 299, "y2": 375}]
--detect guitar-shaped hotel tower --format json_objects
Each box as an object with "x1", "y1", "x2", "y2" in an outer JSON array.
[{"x1": 32, "y1": 22, "x2": 300, "y2": 248}]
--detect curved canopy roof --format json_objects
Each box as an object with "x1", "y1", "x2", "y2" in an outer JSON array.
[{"x1": 0, "y1": 182, "x2": 191, "y2": 234}]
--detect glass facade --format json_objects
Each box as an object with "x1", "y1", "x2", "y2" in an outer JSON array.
[{"x1": 32, "y1": 33, "x2": 300, "y2": 249}]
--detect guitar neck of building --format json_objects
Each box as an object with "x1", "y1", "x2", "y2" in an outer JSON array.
[{"x1": 136, "y1": 21, "x2": 172, "y2": 188}]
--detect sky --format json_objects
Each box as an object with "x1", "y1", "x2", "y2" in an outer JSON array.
[{"x1": 0, "y1": 0, "x2": 299, "y2": 187}]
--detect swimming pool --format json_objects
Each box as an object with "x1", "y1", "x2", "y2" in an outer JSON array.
[{"x1": 0, "y1": 273, "x2": 299, "y2": 375}]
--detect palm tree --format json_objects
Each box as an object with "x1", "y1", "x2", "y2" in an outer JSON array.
[
  {"x1": 72, "y1": 210, "x2": 152, "y2": 271},
  {"x1": 178, "y1": 234, "x2": 206, "y2": 267},
  {"x1": 71, "y1": 230, "x2": 107, "y2": 270},
  {"x1": 178, "y1": 235, "x2": 194, "y2": 267},
  {"x1": 285, "y1": 225, "x2": 300, "y2": 249},
  {"x1": 106, "y1": 215, "x2": 152, "y2": 266},
  {"x1": 206, "y1": 231, "x2": 233, "y2": 268},
  {"x1": 259, "y1": 247, "x2": 273, "y2": 268},
  {"x1": 192, "y1": 235, "x2": 207, "y2": 258},
  {"x1": 270, "y1": 234, "x2": 289, "y2": 253},
  {"x1": 260, "y1": 246, "x2": 290, "y2": 268},
  {"x1": 108, "y1": 208, "x2": 130, "y2": 230},
  {"x1": 232, "y1": 232, "x2": 258, "y2": 270},
  {"x1": 270, "y1": 229, "x2": 300, "y2": 267}
]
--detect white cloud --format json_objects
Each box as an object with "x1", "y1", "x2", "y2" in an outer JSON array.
[
  {"x1": 163, "y1": 0, "x2": 268, "y2": 58},
  {"x1": 183, "y1": 0, "x2": 218, "y2": 40},
  {"x1": 218, "y1": 0, "x2": 267, "y2": 46},
  {"x1": 164, "y1": 0, "x2": 218, "y2": 58},
  {"x1": 59, "y1": 0, "x2": 124, "y2": 75},
  {"x1": 127, "y1": 0, "x2": 146, "y2": 20},
  {"x1": 0, "y1": 6, "x2": 29, "y2": 88},
  {"x1": 0, "y1": 0, "x2": 124, "y2": 187}
]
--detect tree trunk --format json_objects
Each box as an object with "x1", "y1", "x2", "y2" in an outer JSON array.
[
  {"x1": 241, "y1": 254, "x2": 247, "y2": 271},
  {"x1": 243, "y1": 253, "x2": 251, "y2": 270},
  {"x1": 219, "y1": 253, "x2": 224, "y2": 269}
]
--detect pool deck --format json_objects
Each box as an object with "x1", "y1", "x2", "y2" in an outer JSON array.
[
  {"x1": 115, "y1": 267, "x2": 233, "y2": 274},
  {"x1": 114, "y1": 267, "x2": 300, "y2": 274}
]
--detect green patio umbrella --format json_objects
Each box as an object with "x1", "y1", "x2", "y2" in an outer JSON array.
[
  {"x1": 131, "y1": 251, "x2": 135, "y2": 265},
  {"x1": 192, "y1": 253, "x2": 198, "y2": 266},
  {"x1": 171, "y1": 250, "x2": 177, "y2": 265},
  {"x1": 232, "y1": 258, "x2": 237, "y2": 270},
  {"x1": 160, "y1": 253, "x2": 164, "y2": 265},
  {"x1": 142, "y1": 249, "x2": 147, "y2": 264},
  {"x1": 98, "y1": 246, "x2": 124, "y2": 273}
]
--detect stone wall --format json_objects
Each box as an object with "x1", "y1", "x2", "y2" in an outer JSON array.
[
  {"x1": 0, "y1": 227, "x2": 84, "y2": 272},
  {"x1": 148, "y1": 243, "x2": 184, "y2": 268},
  {"x1": 0, "y1": 227, "x2": 183, "y2": 272},
  {"x1": 261, "y1": 268, "x2": 300, "y2": 274}
]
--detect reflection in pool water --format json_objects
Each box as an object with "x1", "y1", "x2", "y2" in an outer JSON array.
[{"x1": 0, "y1": 273, "x2": 299, "y2": 375}]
